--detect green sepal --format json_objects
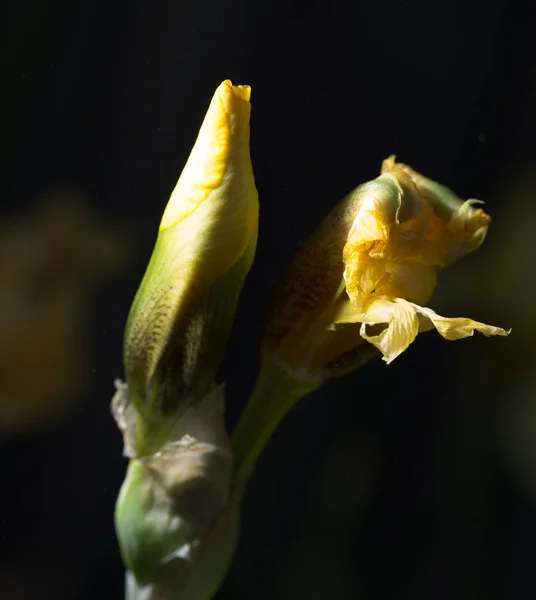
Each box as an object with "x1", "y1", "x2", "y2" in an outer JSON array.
[
  {"x1": 114, "y1": 386, "x2": 232, "y2": 585},
  {"x1": 125, "y1": 506, "x2": 239, "y2": 600},
  {"x1": 125, "y1": 233, "x2": 256, "y2": 456}
]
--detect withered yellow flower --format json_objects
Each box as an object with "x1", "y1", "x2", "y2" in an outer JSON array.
[
  {"x1": 263, "y1": 157, "x2": 508, "y2": 381},
  {"x1": 123, "y1": 80, "x2": 258, "y2": 455}
]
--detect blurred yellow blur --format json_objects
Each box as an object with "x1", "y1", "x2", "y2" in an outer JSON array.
[{"x1": 0, "y1": 192, "x2": 130, "y2": 433}]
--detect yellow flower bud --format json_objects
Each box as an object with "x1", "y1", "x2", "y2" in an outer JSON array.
[
  {"x1": 123, "y1": 81, "x2": 258, "y2": 455},
  {"x1": 263, "y1": 157, "x2": 508, "y2": 381}
]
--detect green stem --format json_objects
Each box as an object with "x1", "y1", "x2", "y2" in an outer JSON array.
[
  {"x1": 135, "y1": 416, "x2": 173, "y2": 457},
  {"x1": 231, "y1": 357, "x2": 318, "y2": 490}
]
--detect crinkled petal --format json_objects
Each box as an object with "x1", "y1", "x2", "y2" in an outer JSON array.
[
  {"x1": 351, "y1": 209, "x2": 391, "y2": 250},
  {"x1": 346, "y1": 176, "x2": 402, "y2": 248},
  {"x1": 343, "y1": 253, "x2": 386, "y2": 309},
  {"x1": 359, "y1": 298, "x2": 419, "y2": 363},
  {"x1": 411, "y1": 304, "x2": 510, "y2": 340},
  {"x1": 446, "y1": 200, "x2": 491, "y2": 265}
]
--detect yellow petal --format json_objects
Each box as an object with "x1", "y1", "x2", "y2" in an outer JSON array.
[
  {"x1": 344, "y1": 178, "x2": 401, "y2": 249},
  {"x1": 381, "y1": 156, "x2": 492, "y2": 266},
  {"x1": 342, "y1": 176, "x2": 403, "y2": 308},
  {"x1": 381, "y1": 261, "x2": 437, "y2": 306},
  {"x1": 152, "y1": 79, "x2": 258, "y2": 292},
  {"x1": 343, "y1": 252, "x2": 387, "y2": 309},
  {"x1": 411, "y1": 304, "x2": 510, "y2": 340},
  {"x1": 359, "y1": 297, "x2": 419, "y2": 363},
  {"x1": 160, "y1": 80, "x2": 253, "y2": 231}
]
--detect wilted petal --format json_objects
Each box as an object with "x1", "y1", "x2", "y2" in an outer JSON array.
[
  {"x1": 359, "y1": 297, "x2": 419, "y2": 363},
  {"x1": 382, "y1": 156, "x2": 492, "y2": 267},
  {"x1": 342, "y1": 176, "x2": 403, "y2": 308},
  {"x1": 412, "y1": 304, "x2": 510, "y2": 340},
  {"x1": 343, "y1": 176, "x2": 401, "y2": 251},
  {"x1": 343, "y1": 253, "x2": 387, "y2": 308},
  {"x1": 446, "y1": 200, "x2": 491, "y2": 265}
]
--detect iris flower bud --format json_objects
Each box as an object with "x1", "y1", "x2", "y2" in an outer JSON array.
[{"x1": 123, "y1": 80, "x2": 258, "y2": 455}]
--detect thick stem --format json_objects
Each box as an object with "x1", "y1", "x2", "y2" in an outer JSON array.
[{"x1": 230, "y1": 357, "x2": 318, "y2": 490}]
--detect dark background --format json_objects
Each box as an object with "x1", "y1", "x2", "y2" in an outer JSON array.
[{"x1": 1, "y1": 0, "x2": 535, "y2": 598}]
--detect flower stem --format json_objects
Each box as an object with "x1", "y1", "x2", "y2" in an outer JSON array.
[{"x1": 230, "y1": 357, "x2": 318, "y2": 491}]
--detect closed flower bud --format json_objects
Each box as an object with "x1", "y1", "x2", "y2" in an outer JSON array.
[
  {"x1": 263, "y1": 157, "x2": 508, "y2": 382},
  {"x1": 123, "y1": 80, "x2": 258, "y2": 455}
]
